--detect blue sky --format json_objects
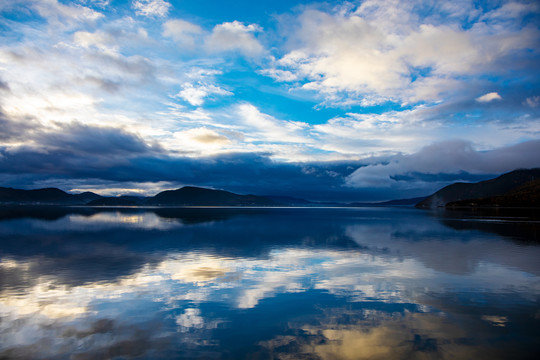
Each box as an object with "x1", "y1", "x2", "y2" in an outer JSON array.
[{"x1": 0, "y1": 0, "x2": 539, "y2": 201}]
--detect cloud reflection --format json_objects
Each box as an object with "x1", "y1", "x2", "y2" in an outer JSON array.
[
  {"x1": 0, "y1": 208, "x2": 539, "y2": 358},
  {"x1": 261, "y1": 310, "x2": 509, "y2": 360},
  {"x1": 2, "y1": 242, "x2": 539, "y2": 358}
]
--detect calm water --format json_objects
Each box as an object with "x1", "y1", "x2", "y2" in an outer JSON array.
[{"x1": 0, "y1": 206, "x2": 539, "y2": 359}]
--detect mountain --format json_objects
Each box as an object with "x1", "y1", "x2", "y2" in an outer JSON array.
[
  {"x1": 88, "y1": 196, "x2": 145, "y2": 206},
  {"x1": 350, "y1": 196, "x2": 428, "y2": 207},
  {"x1": 446, "y1": 178, "x2": 540, "y2": 208},
  {"x1": 0, "y1": 187, "x2": 103, "y2": 205},
  {"x1": 416, "y1": 168, "x2": 540, "y2": 208},
  {"x1": 265, "y1": 195, "x2": 314, "y2": 206},
  {"x1": 73, "y1": 191, "x2": 103, "y2": 204},
  {"x1": 0, "y1": 187, "x2": 83, "y2": 205},
  {"x1": 146, "y1": 186, "x2": 278, "y2": 206}
]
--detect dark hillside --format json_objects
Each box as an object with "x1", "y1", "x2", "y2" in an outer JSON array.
[
  {"x1": 0, "y1": 187, "x2": 81, "y2": 205},
  {"x1": 416, "y1": 168, "x2": 540, "y2": 208},
  {"x1": 446, "y1": 178, "x2": 540, "y2": 208},
  {"x1": 146, "y1": 186, "x2": 277, "y2": 206}
]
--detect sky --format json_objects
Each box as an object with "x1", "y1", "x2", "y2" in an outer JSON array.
[{"x1": 0, "y1": 0, "x2": 539, "y2": 201}]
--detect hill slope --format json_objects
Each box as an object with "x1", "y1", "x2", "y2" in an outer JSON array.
[
  {"x1": 446, "y1": 178, "x2": 540, "y2": 208},
  {"x1": 146, "y1": 186, "x2": 277, "y2": 206},
  {"x1": 416, "y1": 168, "x2": 540, "y2": 208},
  {"x1": 88, "y1": 196, "x2": 144, "y2": 206},
  {"x1": 0, "y1": 187, "x2": 102, "y2": 205}
]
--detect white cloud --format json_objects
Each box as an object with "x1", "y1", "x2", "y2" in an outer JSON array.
[
  {"x1": 346, "y1": 139, "x2": 540, "y2": 188},
  {"x1": 176, "y1": 83, "x2": 232, "y2": 106},
  {"x1": 206, "y1": 21, "x2": 264, "y2": 57},
  {"x1": 76, "y1": 0, "x2": 111, "y2": 8},
  {"x1": 172, "y1": 127, "x2": 232, "y2": 155},
  {"x1": 2, "y1": 0, "x2": 539, "y2": 171},
  {"x1": 2, "y1": 233, "x2": 537, "y2": 359},
  {"x1": 258, "y1": 68, "x2": 298, "y2": 82},
  {"x1": 32, "y1": 0, "x2": 103, "y2": 27},
  {"x1": 88, "y1": 0, "x2": 111, "y2": 8},
  {"x1": 476, "y1": 92, "x2": 502, "y2": 103},
  {"x1": 266, "y1": 2, "x2": 540, "y2": 107},
  {"x1": 73, "y1": 30, "x2": 118, "y2": 54},
  {"x1": 313, "y1": 110, "x2": 426, "y2": 155},
  {"x1": 132, "y1": 0, "x2": 171, "y2": 17},
  {"x1": 525, "y1": 96, "x2": 540, "y2": 108},
  {"x1": 235, "y1": 103, "x2": 311, "y2": 144},
  {"x1": 163, "y1": 19, "x2": 203, "y2": 48}
]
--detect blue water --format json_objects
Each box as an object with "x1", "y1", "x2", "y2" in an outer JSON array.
[{"x1": 0, "y1": 207, "x2": 539, "y2": 359}]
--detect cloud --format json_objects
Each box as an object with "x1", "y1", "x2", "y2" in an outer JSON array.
[
  {"x1": 176, "y1": 83, "x2": 232, "y2": 106},
  {"x1": 206, "y1": 21, "x2": 264, "y2": 57},
  {"x1": 37, "y1": 122, "x2": 162, "y2": 156},
  {"x1": 346, "y1": 139, "x2": 540, "y2": 188},
  {"x1": 257, "y1": 69, "x2": 298, "y2": 82},
  {"x1": 235, "y1": 103, "x2": 311, "y2": 145},
  {"x1": 0, "y1": 108, "x2": 42, "y2": 142},
  {"x1": 162, "y1": 19, "x2": 203, "y2": 48},
  {"x1": 525, "y1": 96, "x2": 540, "y2": 108},
  {"x1": 132, "y1": 0, "x2": 171, "y2": 17},
  {"x1": 32, "y1": 0, "x2": 104, "y2": 26},
  {"x1": 172, "y1": 127, "x2": 232, "y2": 154},
  {"x1": 73, "y1": 30, "x2": 118, "y2": 54},
  {"x1": 1, "y1": 0, "x2": 539, "y2": 202},
  {"x1": 0, "y1": 145, "x2": 367, "y2": 201},
  {"x1": 0, "y1": 78, "x2": 9, "y2": 91},
  {"x1": 83, "y1": 0, "x2": 111, "y2": 8},
  {"x1": 0, "y1": 114, "x2": 162, "y2": 176},
  {"x1": 266, "y1": 2, "x2": 540, "y2": 107},
  {"x1": 476, "y1": 92, "x2": 502, "y2": 103}
]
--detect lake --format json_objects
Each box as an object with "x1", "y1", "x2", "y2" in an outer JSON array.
[{"x1": 0, "y1": 206, "x2": 539, "y2": 359}]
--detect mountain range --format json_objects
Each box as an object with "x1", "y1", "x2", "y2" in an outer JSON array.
[
  {"x1": 1, "y1": 168, "x2": 538, "y2": 208},
  {"x1": 0, "y1": 187, "x2": 101, "y2": 205},
  {"x1": 0, "y1": 185, "x2": 423, "y2": 207},
  {"x1": 0, "y1": 186, "x2": 276, "y2": 207}
]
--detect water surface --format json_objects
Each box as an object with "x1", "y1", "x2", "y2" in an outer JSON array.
[{"x1": 0, "y1": 207, "x2": 539, "y2": 359}]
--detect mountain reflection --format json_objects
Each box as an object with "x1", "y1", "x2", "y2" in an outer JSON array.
[{"x1": 0, "y1": 208, "x2": 539, "y2": 359}]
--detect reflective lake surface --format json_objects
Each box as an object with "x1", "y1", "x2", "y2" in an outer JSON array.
[{"x1": 0, "y1": 206, "x2": 539, "y2": 359}]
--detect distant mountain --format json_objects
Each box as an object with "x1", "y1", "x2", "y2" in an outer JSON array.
[
  {"x1": 350, "y1": 196, "x2": 427, "y2": 207},
  {"x1": 146, "y1": 186, "x2": 277, "y2": 206},
  {"x1": 416, "y1": 168, "x2": 540, "y2": 208},
  {"x1": 265, "y1": 195, "x2": 314, "y2": 206},
  {"x1": 0, "y1": 187, "x2": 94, "y2": 205},
  {"x1": 446, "y1": 178, "x2": 540, "y2": 208},
  {"x1": 73, "y1": 191, "x2": 103, "y2": 204},
  {"x1": 88, "y1": 196, "x2": 145, "y2": 206}
]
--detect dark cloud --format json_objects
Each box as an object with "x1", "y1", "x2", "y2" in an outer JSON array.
[
  {"x1": 347, "y1": 139, "x2": 540, "y2": 190},
  {"x1": 88, "y1": 51, "x2": 157, "y2": 84},
  {"x1": 0, "y1": 78, "x2": 10, "y2": 92},
  {"x1": 0, "y1": 144, "x2": 378, "y2": 201},
  {"x1": 4, "y1": 138, "x2": 540, "y2": 202},
  {"x1": 38, "y1": 122, "x2": 162, "y2": 156},
  {"x1": 82, "y1": 75, "x2": 121, "y2": 93},
  {"x1": 1, "y1": 106, "x2": 539, "y2": 202},
  {"x1": 0, "y1": 109, "x2": 42, "y2": 141}
]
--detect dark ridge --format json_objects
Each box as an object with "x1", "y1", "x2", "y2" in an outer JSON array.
[
  {"x1": 73, "y1": 191, "x2": 103, "y2": 204},
  {"x1": 0, "y1": 187, "x2": 81, "y2": 205},
  {"x1": 265, "y1": 195, "x2": 314, "y2": 206},
  {"x1": 350, "y1": 196, "x2": 428, "y2": 207},
  {"x1": 416, "y1": 168, "x2": 540, "y2": 208},
  {"x1": 146, "y1": 186, "x2": 277, "y2": 206},
  {"x1": 88, "y1": 196, "x2": 144, "y2": 206},
  {"x1": 446, "y1": 178, "x2": 540, "y2": 208}
]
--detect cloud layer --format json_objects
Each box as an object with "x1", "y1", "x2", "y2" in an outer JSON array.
[
  {"x1": 0, "y1": 0, "x2": 539, "y2": 200},
  {"x1": 346, "y1": 139, "x2": 540, "y2": 188}
]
